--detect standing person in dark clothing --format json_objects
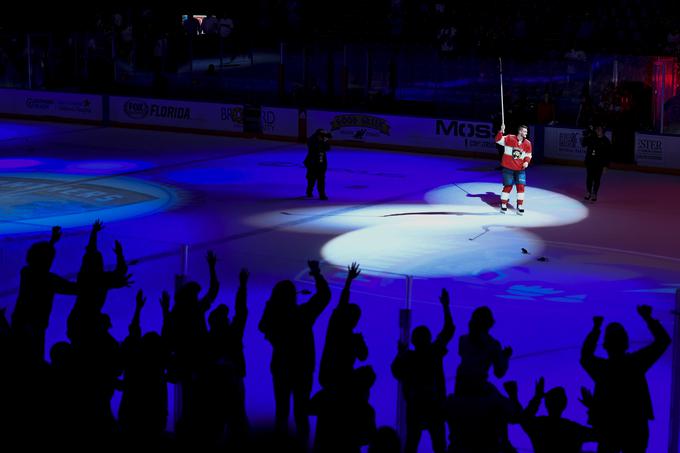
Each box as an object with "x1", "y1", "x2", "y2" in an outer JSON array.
[
  {"x1": 581, "y1": 124, "x2": 612, "y2": 202},
  {"x1": 318, "y1": 261, "x2": 367, "y2": 390},
  {"x1": 454, "y1": 306, "x2": 512, "y2": 397},
  {"x1": 66, "y1": 219, "x2": 131, "y2": 347},
  {"x1": 11, "y1": 226, "x2": 78, "y2": 364},
  {"x1": 310, "y1": 365, "x2": 377, "y2": 453},
  {"x1": 391, "y1": 288, "x2": 455, "y2": 453},
  {"x1": 518, "y1": 377, "x2": 595, "y2": 453},
  {"x1": 258, "y1": 260, "x2": 331, "y2": 447},
  {"x1": 164, "y1": 250, "x2": 219, "y2": 443},
  {"x1": 202, "y1": 268, "x2": 250, "y2": 449},
  {"x1": 119, "y1": 290, "x2": 170, "y2": 447},
  {"x1": 304, "y1": 129, "x2": 332, "y2": 200},
  {"x1": 580, "y1": 305, "x2": 670, "y2": 453}
]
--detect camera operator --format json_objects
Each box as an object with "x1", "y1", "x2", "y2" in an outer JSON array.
[
  {"x1": 581, "y1": 124, "x2": 611, "y2": 202},
  {"x1": 304, "y1": 129, "x2": 332, "y2": 200}
]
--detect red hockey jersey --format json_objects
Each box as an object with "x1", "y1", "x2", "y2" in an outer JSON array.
[{"x1": 495, "y1": 131, "x2": 532, "y2": 171}]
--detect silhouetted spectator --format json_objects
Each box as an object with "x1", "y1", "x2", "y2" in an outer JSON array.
[
  {"x1": 12, "y1": 226, "x2": 77, "y2": 364},
  {"x1": 446, "y1": 379, "x2": 522, "y2": 453},
  {"x1": 67, "y1": 219, "x2": 131, "y2": 347},
  {"x1": 391, "y1": 288, "x2": 455, "y2": 453},
  {"x1": 518, "y1": 377, "x2": 595, "y2": 453},
  {"x1": 319, "y1": 262, "x2": 367, "y2": 389},
  {"x1": 71, "y1": 312, "x2": 122, "y2": 446},
  {"x1": 580, "y1": 306, "x2": 670, "y2": 453},
  {"x1": 164, "y1": 250, "x2": 219, "y2": 441},
  {"x1": 368, "y1": 426, "x2": 401, "y2": 453},
  {"x1": 310, "y1": 365, "x2": 377, "y2": 453},
  {"x1": 454, "y1": 306, "x2": 512, "y2": 397},
  {"x1": 201, "y1": 268, "x2": 250, "y2": 449},
  {"x1": 449, "y1": 306, "x2": 516, "y2": 452},
  {"x1": 46, "y1": 341, "x2": 77, "y2": 448},
  {"x1": 119, "y1": 290, "x2": 170, "y2": 446},
  {"x1": 258, "y1": 260, "x2": 331, "y2": 446}
]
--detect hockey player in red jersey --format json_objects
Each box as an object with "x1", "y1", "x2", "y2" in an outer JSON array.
[{"x1": 495, "y1": 124, "x2": 532, "y2": 214}]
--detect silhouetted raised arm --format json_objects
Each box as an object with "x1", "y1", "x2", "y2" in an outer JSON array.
[
  {"x1": 580, "y1": 315, "x2": 604, "y2": 377},
  {"x1": 339, "y1": 262, "x2": 361, "y2": 306},
  {"x1": 200, "y1": 250, "x2": 220, "y2": 311},
  {"x1": 232, "y1": 268, "x2": 249, "y2": 337},
  {"x1": 159, "y1": 290, "x2": 171, "y2": 339},
  {"x1": 632, "y1": 305, "x2": 671, "y2": 370},
  {"x1": 49, "y1": 273, "x2": 79, "y2": 295},
  {"x1": 304, "y1": 260, "x2": 331, "y2": 320},
  {"x1": 86, "y1": 219, "x2": 103, "y2": 252},
  {"x1": 108, "y1": 240, "x2": 133, "y2": 289},
  {"x1": 435, "y1": 288, "x2": 455, "y2": 346},
  {"x1": 522, "y1": 377, "x2": 544, "y2": 419},
  {"x1": 128, "y1": 289, "x2": 145, "y2": 338},
  {"x1": 49, "y1": 225, "x2": 62, "y2": 246}
]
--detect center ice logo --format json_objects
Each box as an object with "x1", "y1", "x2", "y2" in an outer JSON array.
[{"x1": 0, "y1": 173, "x2": 176, "y2": 235}]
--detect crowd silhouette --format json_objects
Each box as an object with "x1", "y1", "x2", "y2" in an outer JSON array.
[{"x1": 0, "y1": 221, "x2": 672, "y2": 452}]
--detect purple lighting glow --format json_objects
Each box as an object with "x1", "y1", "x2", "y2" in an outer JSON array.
[
  {"x1": 64, "y1": 160, "x2": 150, "y2": 174},
  {"x1": 0, "y1": 159, "x2": 44, "y2": 169}
]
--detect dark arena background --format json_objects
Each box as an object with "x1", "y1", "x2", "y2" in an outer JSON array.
[{"x1": 1, "y1": 2, "x2": 680, "y2": 452}]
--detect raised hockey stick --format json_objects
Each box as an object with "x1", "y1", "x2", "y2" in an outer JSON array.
[{"x1": 499, "y1": 57, "x2": 505, "y2": 127}]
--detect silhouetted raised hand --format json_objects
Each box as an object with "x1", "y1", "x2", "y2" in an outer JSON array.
[
  {"x1": 347, "y1": 262, "x2": 361, "y2": 281},
  {"x1": 308, "y1": 259, "x2": 321, "y2": 276},
  {"x1": 578, "y1": 386, "x2": 593, "y2": 410},
  {"x1": 207, "y1": 250, "x2": 217, "y2": 268},
  {"x1": 113, "y1": 239, "x2": 123, "y2": 256},
  {"x1": 239, "y1": 268, "x2": 249, "y2": 285},
  {"x1": 637, "y1": 304, "x2": 652, "y2": 321},
  {"x1": 135, "y1": 289, "x2": 146, "y2": 309},
  {"x1": 534, "y1": 377, "x2": 545, "y2": 400},
  {"x1": 50, "y1": 226, "x2": 62, "y2": 245},
  {"x1": 593, "y1": 315, "x2": 604, "y2": 329},
  {"x1": 440, "y1": 288, "x2": 450, "y2": 306}
]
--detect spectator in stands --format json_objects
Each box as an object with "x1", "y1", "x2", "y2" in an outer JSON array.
[
  {"x1": 391, "y1": 288, "x2": 454, "y2": 453},
  {"x1": 258, "y1": 260, "x2": 331, "y2": 447},
  {"x1": 518, "y1": 377, "x2": 596, "y2": 453},
  {"x1": 319, "y1": 262, "x2": 367, "y2": 390},
  {"x1": 164, "y1": 251, "x2": 219, "y2": 443},
  {"x1": 310, "y1": 365, "x2": 377, "y2": 453},
  {"x1": 369, "y1": 426, "x2": 401, "y2": 453},
  {"x1": 580, "y1": 306, "x2": 670, "y2": 453},
  {"x1": 201, "y1": 268, "x2": 250, "y2": 449},
  {"x1": 119, "y1": 290, "x2": 170, "y2": 447},
  {"x1": 12, "y1": 226, "x2": 77, "y2": 364},
  {"x1": 449, "y1": 306, "x2": 517, "y2": 450}
]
